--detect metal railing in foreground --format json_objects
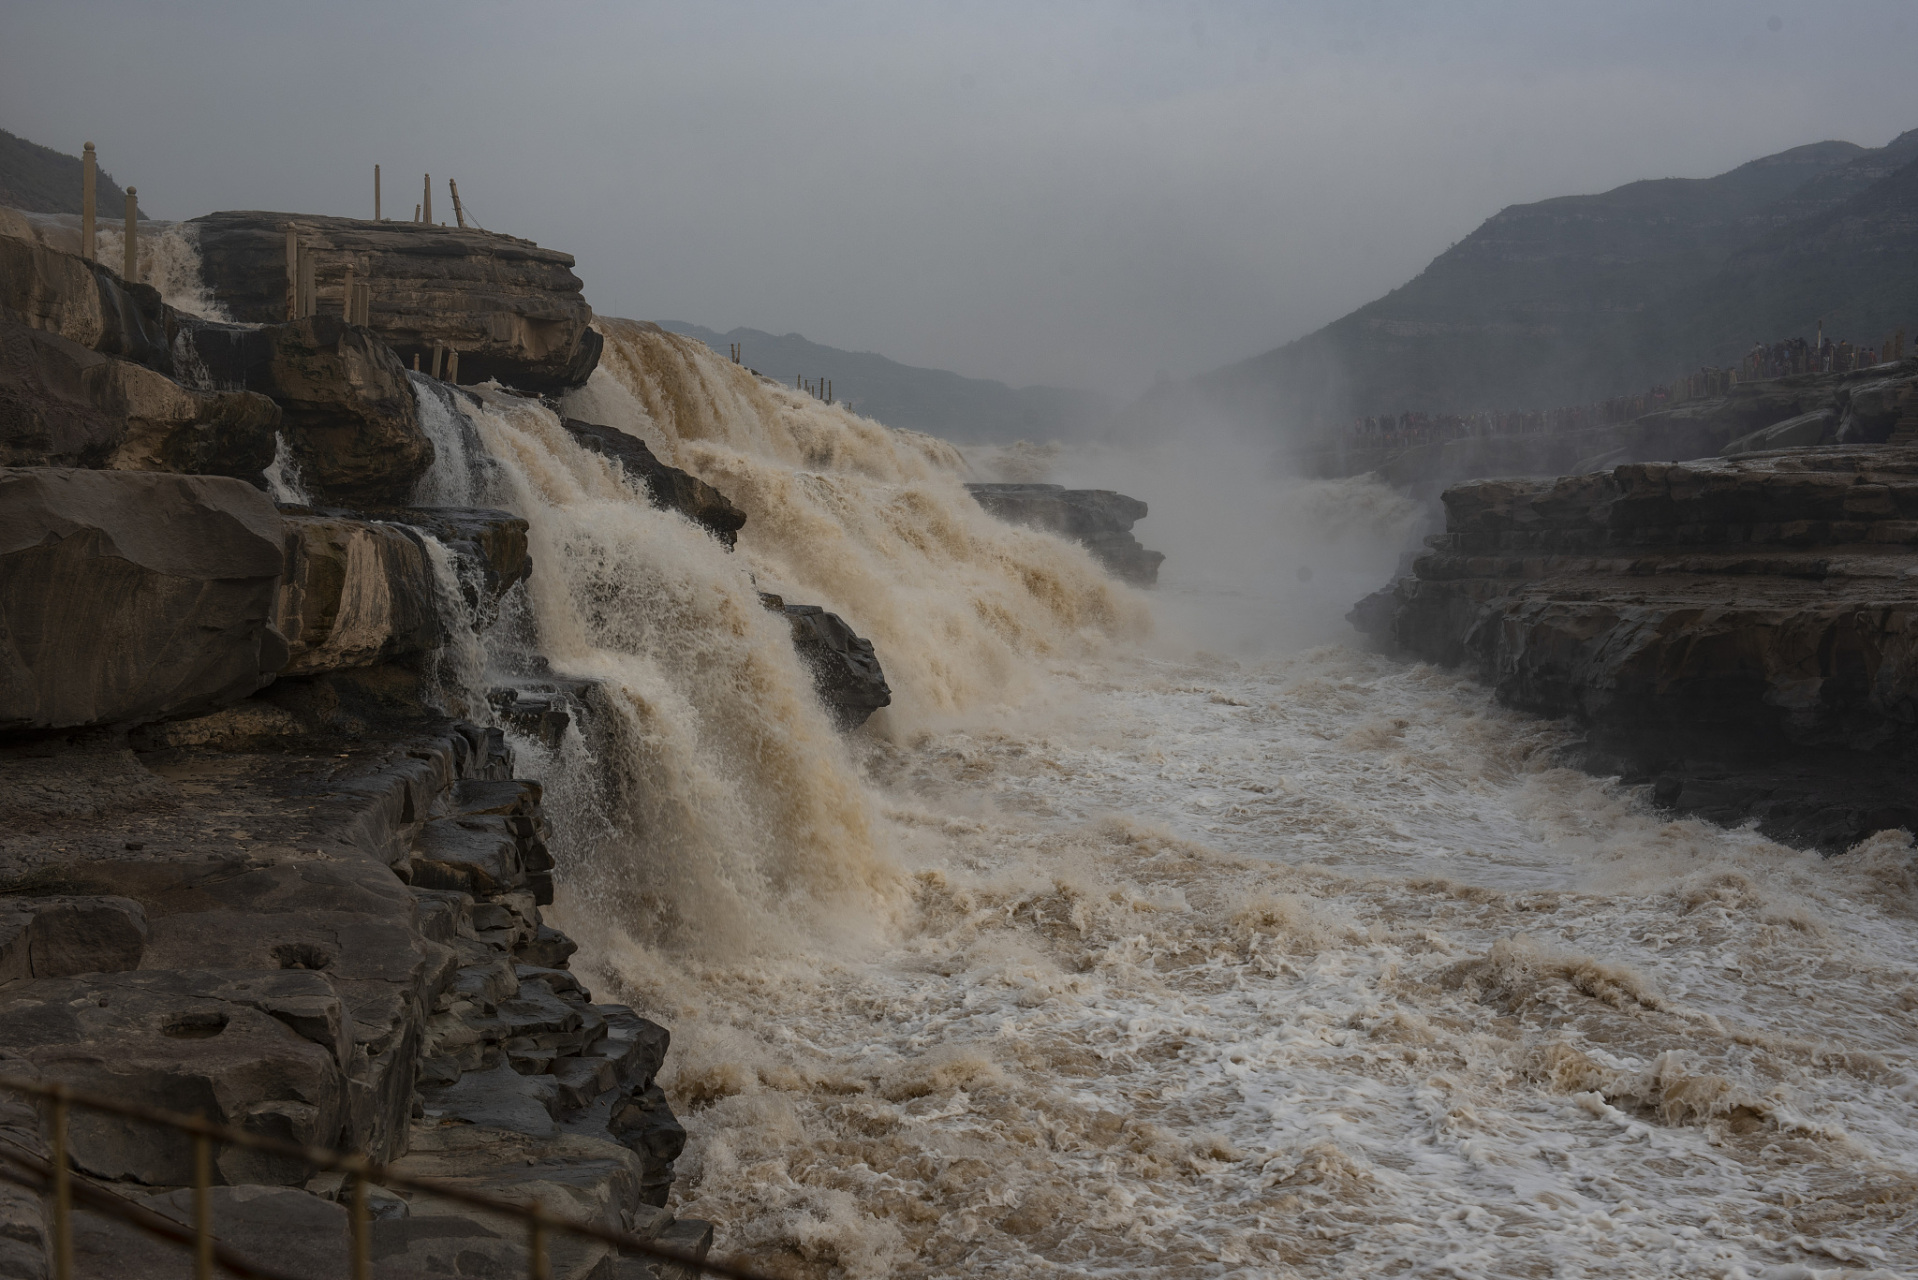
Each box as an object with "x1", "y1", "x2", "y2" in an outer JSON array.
[{"x1": 0, "y1": 1076, "x2": 773, "y2": 1280}]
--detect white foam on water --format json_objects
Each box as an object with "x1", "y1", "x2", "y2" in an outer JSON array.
[
  {"x1": 263, "y1": 433, "x2": 311, "y2": 504},
  {"x1": 425, "y1": 324, "x2": 1917, "y2": 1279}
]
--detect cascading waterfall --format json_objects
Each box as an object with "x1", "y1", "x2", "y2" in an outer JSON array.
[
  {"x1": 567, "y1": 319, "x2": 1151, "y2": 729},
  {"x1": 407, "y1": 348, "x2": 1137, "y2": 951},
  {"x1": 94, "y1": 221, "x2": 230, "y2": 320},
  {"x1": 389, "y1": 327, "x2": 1918, "y2": 1279}
]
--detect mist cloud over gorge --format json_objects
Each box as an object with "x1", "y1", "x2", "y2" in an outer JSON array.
[{"x1": 4, "y1": 1, "x2": 1917, "y2": 397}]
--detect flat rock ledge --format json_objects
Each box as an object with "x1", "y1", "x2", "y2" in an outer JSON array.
[
  {"x1": 1358, "y1": 445, "x2": 1918, "y2": 850},
  {"x1": 0, "y1": 709, "x2": 708, "y2": 1279}
]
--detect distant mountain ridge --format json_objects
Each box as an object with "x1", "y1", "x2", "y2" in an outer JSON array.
[
  {"x1": 1171, "y1": 128, "x2": 1918, "y2": 433},
  {"x1": 659, "y1": 322, "x2": 1110, "y2": 443},
  {"x1": 0, "y1": 127, "x2": 144, "y2": 218}
]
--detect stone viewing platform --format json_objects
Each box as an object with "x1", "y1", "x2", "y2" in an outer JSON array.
[
  {"x1": 191, "y1": 211, "x2": 602, "y2": 393},
  {"x1": 1355, "y1": 445, "x2": 1918, "y2": 850}
]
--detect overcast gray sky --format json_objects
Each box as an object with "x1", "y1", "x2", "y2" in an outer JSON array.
[{"x1": 4, "y1": 1, "x2": 1915, "y2": 394}]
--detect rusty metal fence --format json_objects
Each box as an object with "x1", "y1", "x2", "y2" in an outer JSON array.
[{"x1": 0, "y1": 1077, "x2": 767, "y2": 1280}]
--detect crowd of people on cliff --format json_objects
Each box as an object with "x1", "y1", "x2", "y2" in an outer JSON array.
[
  {"x1": 1344, "y1": 326, "x2": 1915, "y2": 451},
  {"x1": 1744, "y1": 328, "x2": 1907, "y2": 380}
]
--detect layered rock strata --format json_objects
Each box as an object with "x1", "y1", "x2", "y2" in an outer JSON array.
[
  {"x1": 1371, "y1": 446, "x2": 1918, "y2": 849},
  {"x1": 191, "y1": 212, "x2": 601, "y2": 394},
  {"x1": 0, "y1": 223, "x2": 439, "y2": 502},
  {"x1": 966, "y1": 482, "x2": 1164, "y2": 585}
]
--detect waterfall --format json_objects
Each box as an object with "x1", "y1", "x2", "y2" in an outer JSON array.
[
  {"x1": 263, "y1": 433, "x2": 312, "y2": 504},
  {"x1": 93, "y1": 221, "x2": 230, "y2": 321},
  {"x1": 401, "y1": 332, "x2": 1143, "y2": 949}
]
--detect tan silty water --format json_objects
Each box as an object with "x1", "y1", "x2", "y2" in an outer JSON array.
[{"x1": 418, "y1": 325, "x2": 1917, "y2": 1279}]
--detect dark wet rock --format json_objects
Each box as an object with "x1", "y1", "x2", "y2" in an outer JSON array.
[
  {"x1": 391, "y1": 506, "x2": 532, "y2": 602},
  {"x1": 0, "y1": 306, "x2": 282, "y2": 478},
  {"x1": 561, "y1": 417, "x2": 747, "y2": 547},
  {"x1": 608, "y1": 1084, "x2": 687, "y2": 1207},
  {"x1": 191, "y1": 211, "x2": 601, "y2": 394},
  {"x1": 274, "y1": 513, "x2": 444, "y2": 676},
  {"x1": 1378, "y1": 445, "x2": 1918, "y2": 850},
  {"x1": 758, "y1": 593, "x2": 892, "y2": 728},
  {"x1": 0, "y1": 968, "x2": 351, "y2": 1185},
  {"x1": 0, "y1": 231, "x2": 171, "y2": 371},
  {"x1": 966, "y1": 482, "x2": 1164, "y2": 585},
  {"x1": 0, "y1": 468, "x2": 286, "y2": 733},
  {"x1": 259, "y1": 316, "x2": 430, "y2": 505},
  {"x1": 0, "y1": 896, "x2": 148, "y2": 981}
]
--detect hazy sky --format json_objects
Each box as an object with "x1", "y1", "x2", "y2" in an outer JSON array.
[{"x1": 5, "y1": 1, "x2": 1916, "y2": 394}]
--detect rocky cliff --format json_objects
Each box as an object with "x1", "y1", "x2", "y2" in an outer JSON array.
[
  {"x1": 191, "y1": 212, "x2": 601, "y2": 394},
  {"x1": 1365, "y1": 445, "x2": 1918, "y2": 850},
  {"x1": 0, "y1": 216, "x2": 714, "y2": 1277}
]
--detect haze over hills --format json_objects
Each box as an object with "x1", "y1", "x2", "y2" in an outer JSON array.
[
  {"x1": 659, "y1": 322, "x2": 1111, "y2": 444},
  {"x1": 1166, "y1": 128, "x2": 1918, "y2": 434},
  {"x1": 0, "y1": 127, "x2": 143, "y2": 219}
]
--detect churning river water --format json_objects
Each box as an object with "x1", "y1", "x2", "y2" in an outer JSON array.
[{"x1": 391, "y1": 319, "x2": 1918, "y2": 1280}]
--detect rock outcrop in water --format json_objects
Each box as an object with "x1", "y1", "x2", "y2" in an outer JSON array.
[
  {"x1": 1365, "y1": 445, "x2": 1918, "y2": 849},
  {"x1": 191, "y1": 212, "x2": 602, "y2": 394},
  {"x1": 561, "y1": 417, "x2": 747, "y2": 548},
  {"x1": 966, "y1": 482, "x2": 1165, "y2": 585},
  {"x1": 759, "y1": 593, "x2": 892, "y2": 729}
]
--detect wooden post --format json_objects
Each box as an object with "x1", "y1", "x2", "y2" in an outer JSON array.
[
  {"x1": 423, "y1": 173, "x2": 432, "y2": 225},
  {"x1": 357, "y1": 281, "x2": 372, "y2": 326},
  {"x1": 286, "y1": 229, "x2": 300, "y2": 319},
  {"x1": 123, "y1": 186, "x2": 138, "y2": 281},
  {"x1": 432, "y1": 342, "x2": 445, "y2": 379},
  {"x1": 375, "y1": 164, "x2": 382, "y2": 221},
  {"x1": 446, "y1": 349, "x2": 460, "y2": 383},
  {"x1": 449, "y1": 179, "x2": 466, "y2": 229},
  {"x1": 413, "y1": 352, "x2": 421, "y2": 371},
  {"x1": 341, "y1": 264, "x2": 356, "y2": 322},
  {"x1": 299, "y1": 245, "x2": 317, "y2": 318},
  {"x1": 81, "y1": 143, "x2": 97, "y2": 261}
]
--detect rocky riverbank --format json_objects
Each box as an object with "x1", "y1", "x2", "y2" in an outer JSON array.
[
  {"x1": 0, "y1": 211, "x2": 736, "y2": 1278},
  {"x1": 1356, "y1": 445, "x2": 1918, "y2": 850},
  {"x1": 0, "y1": 198, "x2": 1177, "y2": 1274}
]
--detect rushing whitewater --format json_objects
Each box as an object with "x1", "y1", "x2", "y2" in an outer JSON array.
[{"x1": 412, "y1": 324, "x2": 1917, "y2": 1279}]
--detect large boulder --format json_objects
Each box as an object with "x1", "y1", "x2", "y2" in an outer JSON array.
[
  {"x1": 178, "y1": 316, "x2": 433, "y2": 503},
  {"x1": 966, "y1": 482, "x2": 1164, "y2": 585},
  {"x1": 190, "y1": 212, "x2": 601, "y2": 394},
  {"x1": 0, "y1": 469, "x2": 287, "y2": 732},
  {"x1": 0, "y1": 232, "x2": 171, "y2": 370},
  {"x1": 560, "y1": 418, "x2": 745, "y2": 547},
  {"x1": 759, "y1": 593, "x2": 891, "y2": 729},
  {"x1": 0, "y1": 308, "x2": 282, "y2": 477},
  {"x1": 275, "y1": 515, "x2": 445, "y2": 676}
]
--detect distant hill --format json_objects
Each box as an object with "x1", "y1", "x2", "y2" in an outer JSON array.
[
  {"x1": 0, "y1": 128, "x2": 144, "y2": 218},
  {"x1": 659, "y1": 322, "x2": 1111, "y2": 443},
  {"x1": 1164, "y1": 129, "x2": 1918, "y2": 433}
]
